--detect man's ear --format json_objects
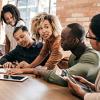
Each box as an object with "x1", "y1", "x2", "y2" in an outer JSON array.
[{"x1": 73, "y1": 37, "x2": 80, "y2": 45}]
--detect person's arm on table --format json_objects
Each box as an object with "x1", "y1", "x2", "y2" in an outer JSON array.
[
  {"x1": 6, "y1": 66, "x2": 47, "y2": 75},
  {"x1": 66, "y1": 77, "x2": 87, "y2": 99},
  {"x1": 71, "y1": 75, "x2": 95, "y2": 90},
  {"x1": 17, "y1": 43, "x2": 49, "y2": 68},
  {"x1": 6, "y1": 68, "x2": 35, "y2": 75}
]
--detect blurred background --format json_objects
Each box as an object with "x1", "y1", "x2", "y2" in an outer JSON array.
[{"x1": 0, "y1": 0, "x2": 100, "y2": 45}]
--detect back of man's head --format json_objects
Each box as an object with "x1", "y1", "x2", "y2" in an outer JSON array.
[
  {"x1": 13, "y1": 25, "x2": 28, "y2": 36},
  {"x1": 67, "y1": 23, "x2": 85, "y2": 41},
  {"x1": 90, "y1": 14, "x2": 100, "y2": 41}
]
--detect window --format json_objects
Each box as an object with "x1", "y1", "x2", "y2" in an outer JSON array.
[
  {"x1": 0, "y1": 0, "x2": 56, "y2": 44},
  {"x1": 17, "y1": 0, "x2": 56, "y2": 30}
]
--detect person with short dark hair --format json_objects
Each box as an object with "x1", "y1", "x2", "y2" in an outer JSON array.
[
  {"x1": 6, "y1": 22, "x2": 100, "y2": 88},
  {"x1": 1, "y1": 4, "x2": 25, "y2": 53},
  {"x1": 13, "y1": 25, "x2": 28, "y2": 35},
  {"x1": 66, "y1": 14, "x2": 100, "y2": 100},
  {"x1": 38, "y1": 23, "x2": 99, "y2": 86},
  {"x1": 6, "y1": 14, "x2": 68, "y2": 75},
  {"x1": 0, "y1": 25, "x2": 43, "y2": 68},
  {"x1": 29, "y1": 23, "x2": 99, "y2": 87}
]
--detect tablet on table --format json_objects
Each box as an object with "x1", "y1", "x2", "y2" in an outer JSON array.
[{"x1": 0, "y1": 74, "x2": 28, "y2": 82}]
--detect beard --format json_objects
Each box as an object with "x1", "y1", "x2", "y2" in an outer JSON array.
[{"x1": 61, "y1": 44, "x2": 70, "y2": 51}]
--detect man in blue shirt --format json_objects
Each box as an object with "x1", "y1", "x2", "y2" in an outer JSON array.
[{"x1": 0, "y1": 25, "x2": 43, "y2": 68}]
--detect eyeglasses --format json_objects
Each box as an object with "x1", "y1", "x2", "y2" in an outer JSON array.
[
  {"x1": 86, "y1": 32, "x2": 100, "y2": 42},
  {"x1": 86, "y1": 34, "x2": 97, "y2": 40}
]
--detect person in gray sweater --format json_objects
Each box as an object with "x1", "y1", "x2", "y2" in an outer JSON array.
[{"x1": 67, "y1": 14, "x2": 100, "y2": 100}]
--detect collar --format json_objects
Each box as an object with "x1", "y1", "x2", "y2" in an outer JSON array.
[{"x1": 71, "y1": 42, "x2": 86, "y2": 59}]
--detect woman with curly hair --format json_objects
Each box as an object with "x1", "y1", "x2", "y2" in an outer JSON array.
[{"x1": 6, "y1": 14, "x2": 68, "y2": 74}]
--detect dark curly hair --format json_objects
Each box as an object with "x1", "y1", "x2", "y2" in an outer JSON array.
[{"x1": 1, "y1": 4, "x2": 22, "y2": 26}]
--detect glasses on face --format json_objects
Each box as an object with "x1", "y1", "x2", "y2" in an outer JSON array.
[
  {"x1": 86, "y1": 34, "x2": 96, "y2": 40},
  {"x1": 86, "y1": 31, "x2": 100, "y2": 42},
  {"x1": 86, "y1": 31, "x2": 97, "y2": 40}
]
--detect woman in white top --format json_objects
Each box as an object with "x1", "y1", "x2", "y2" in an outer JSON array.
[{"x1": 1, "y1": 4, "x2": 25, "y2": 53}]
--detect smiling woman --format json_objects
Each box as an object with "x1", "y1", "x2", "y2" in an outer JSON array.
[
  {"x1": 1, "y1": 4, "x2": 25, "y2": 54},
  {"x1": 28, "y1": 14, "x2": 64, "y2": 70},
  {"x1": 4, "y1": 14, "x2": 69, "y2": 75},
  {"x1": 38, "y1": 20, "x2": 53, "y2": 41}
]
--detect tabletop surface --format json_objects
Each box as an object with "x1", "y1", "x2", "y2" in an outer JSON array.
[{"x1": 0, "y1": 75, "x2": 80, "y2": 100}]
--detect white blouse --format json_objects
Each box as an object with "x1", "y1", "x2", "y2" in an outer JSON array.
[{"x1": 5, "y1": 20, "x2": 25, "y2": 51}]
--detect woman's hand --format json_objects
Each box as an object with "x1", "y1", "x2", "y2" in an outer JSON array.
[
  {"x1": 72, "y1": 75, "x2": 90, "y2": 84},
  {"x1": 66, "y1": 77, "x2": 87, "y2": 99},
  {"x1": 3, "y1": 62, "x2": 16, "y2": 68},
  {"x1": 16, "y1": 61, "x2": 30, "y2": 68},
  {"x1": 6, "y1": 68, "x2": 24, "y2": 75},
  {"x1": 71, "y1": 75, "x2": 95, "y2": 89}
]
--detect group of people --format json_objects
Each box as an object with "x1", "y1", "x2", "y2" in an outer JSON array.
[{"x1": 0, "y1": 4, "x2": 100, "y2": 100}]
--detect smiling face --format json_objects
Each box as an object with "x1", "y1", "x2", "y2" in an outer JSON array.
[
  {"x1": 4, "y1": 12, "x2": 16, "y2": 26},
  {"x1": 14, "y1": 29, "x2": 31, "y2": 47},
  {"x1": 38, "y1": 20, "x2": 53, "y2": 41}
]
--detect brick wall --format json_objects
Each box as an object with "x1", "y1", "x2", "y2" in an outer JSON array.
[{"x1": 57, "y1": 0, "x2": 100, "y2": 31}]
